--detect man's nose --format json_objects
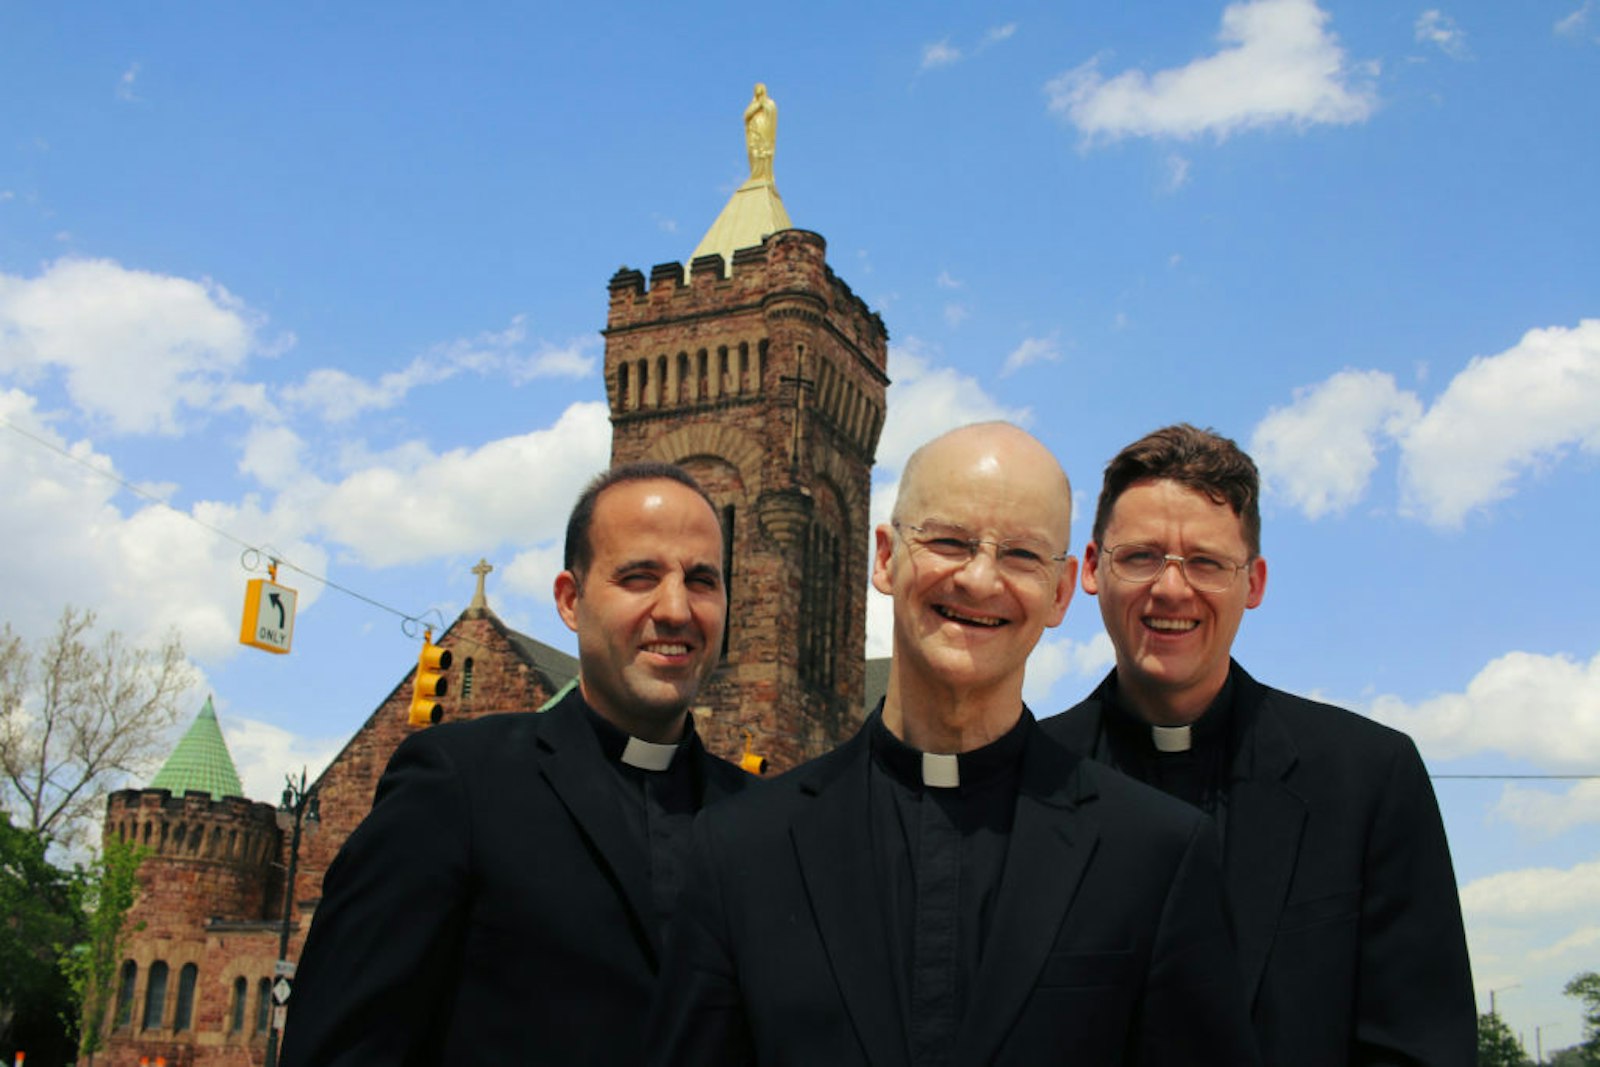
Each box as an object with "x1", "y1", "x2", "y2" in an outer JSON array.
[
  {"x1": 952, "y1": 544, "x2": 1005, "y2": 592},
  {"x1": 654, "y1": 575, "x2": 693, "y2": 623},
  {"x1": 1152, "y1": 556, "x2": 1191, "y2": 594}
]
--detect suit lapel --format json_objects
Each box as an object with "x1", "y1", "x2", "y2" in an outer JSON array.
[
  {"x1": 954, "y1": 727, "x2": 1100, "y2": 1067},
  {"x1": 1223, "y1": 670, "x2": 1305, "y2": 1006},
  {"x1": 791, "y1": 731, "x2": 912, "y2": 1067},
  {"x1": 535, "y1": 694, "x2": 660, "y2": 963}
]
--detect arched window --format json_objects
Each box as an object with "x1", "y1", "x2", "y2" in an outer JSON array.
[
  {"x1": 113, "y1": 960, "x2": 137, "y2": 1029},
  {"x1": 142, "y1": 960, "x2": 169, "y2": 1030},
  {"x1": 800, "y1": 521, "x2": 842, "y2": 690},
  {"x1": 230, "y1": 976, "x2": 248, "y2": 1033},
  {"x1": 462, "y1": 657, "x2": 475, "y2": 700},
  {"x1": 255, "y1": 977, "x2": 272, "y2": 1034},
  {"x1": 721, "y1": 504, "x2": 736, "y2": 660},
  {"x1": 173, "y1": 962, "x2": 198, "y2": 1031}
]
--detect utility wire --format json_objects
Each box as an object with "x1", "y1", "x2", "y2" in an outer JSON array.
[{"x1": 1, "y1": 413, "x2": 440, "y2": 635}]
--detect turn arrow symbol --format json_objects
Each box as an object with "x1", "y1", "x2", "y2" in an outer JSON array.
[{"x1": 268, "y1": 592, "x2": 286, "y2": 628}]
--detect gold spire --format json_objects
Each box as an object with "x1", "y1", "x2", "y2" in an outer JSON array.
[{"x1": 690, "y1": 83, "x2": 793, "y2": 271}]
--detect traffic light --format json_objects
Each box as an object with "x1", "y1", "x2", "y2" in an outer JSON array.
[
  {"x1": 408, "y1": 632, "x2": 453, "y2": 726},
  {"x1": 739, "y1": 729, "x2": 769, "y2": 775}
]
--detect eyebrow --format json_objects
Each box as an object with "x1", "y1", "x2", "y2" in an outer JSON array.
[{"x1": 918, "y1": 518, "x2": 1056, "y2": 544}]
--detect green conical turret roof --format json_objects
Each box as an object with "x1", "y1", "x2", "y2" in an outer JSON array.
[{"x1": 149, "y1": 696, "x2": 245, "y2": 800}]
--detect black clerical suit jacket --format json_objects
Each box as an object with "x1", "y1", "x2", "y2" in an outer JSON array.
[
  {"x1": 280, "y1": 690, "x2": 750, "y2": 1067},
  {"x1": 648, "y1": 712, "x2": 1260, "y2": 1066},
  {"x1": 1044, "y1": 663, "x2": 1476, "y2": 1066}
]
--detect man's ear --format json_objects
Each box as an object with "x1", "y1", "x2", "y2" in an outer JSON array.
[
  {"x1": 870, "y1": 524, "x2": 896, "y2": 595},
  {"x1": 1245, "y1": 555, "x2": 1268, "y2": 610},
  {"x1": 1046, "y1": 556, "x2": 1077, "y2": 627},
  {"x1": 554, "y1": 570, "x2": 581, "y2": 633},
  {"x1": 1081, "y1": 541, "x2": 1102, "y2": 596}
]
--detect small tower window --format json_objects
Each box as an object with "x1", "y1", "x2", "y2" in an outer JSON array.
[
  {"x1": 462, "y1": 657, "x2": 475, "y2": 700},
  {"x1": 114, "y1": 960, "x2": 137, "y2": 1029},
  {"x1": 255, "y1": 977, "x2": 272, "y2": 1034},
  {"x1": 173, "y1": 963, "x2": 198, "y2": 1032},
  {"x1": 142, "y1": 960, "x2": 169, "y2": 1030},
  {"x1": 230, "y1": 976, "x2": 248, "y2": 1033}
]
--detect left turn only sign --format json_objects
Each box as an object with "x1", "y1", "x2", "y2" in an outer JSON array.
[{"x1": 240, "y1": 577, "x2": 297, "y2": 654}]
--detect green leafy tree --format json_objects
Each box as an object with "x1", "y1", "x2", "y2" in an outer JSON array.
[
  {"x1": 0, "y1": 605, "x2": 194, "y2": 850},
  {"x1": 59, "y1": 835, "x2": 146, "y2": 1065},
  {"x1": 0, "y1": 814, "x2": 82, "y2": 1064},
  {"x1": 1480, "y1": 1010, "x2": 1533, "y2": 1067},
  {"x1": 1566, "y1": 970, "x2": 1600, "y2": 1064},
  {"x1": 1549, "y1": 1047, "x2": 1590, "y2": 1067}
]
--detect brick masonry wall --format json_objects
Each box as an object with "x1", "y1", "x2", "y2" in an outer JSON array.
[{"x1": 605, "y1": 230, "x2": 888, "y2": 773}]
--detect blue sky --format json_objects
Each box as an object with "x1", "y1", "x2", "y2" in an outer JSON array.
[{"x1": 2, "y1": 0, "x2": 1597, "y2": 1047}]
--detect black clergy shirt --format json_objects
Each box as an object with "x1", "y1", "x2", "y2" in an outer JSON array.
[
  {"x1": 1102, "y1": 675, "x2": 1237, "y2": 839},
  {"x1": 868, "y1": 709, "x2": 1029, "y2": 1067},
  {"x1": 584, "y1": 704, "x2": 701, "y2": 943}
]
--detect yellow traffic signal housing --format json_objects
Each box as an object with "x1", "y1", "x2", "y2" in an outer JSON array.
[
  {"x1": 739, "y1": 729, "x2": 769, "y2": 775},
  {"x1": 408, "y1": 638, "x2": 453, "y2": 726}
]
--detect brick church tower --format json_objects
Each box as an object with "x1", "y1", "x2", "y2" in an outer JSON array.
[{"x1": 603, "y1": 85, "x2": 889, "y2": 772}]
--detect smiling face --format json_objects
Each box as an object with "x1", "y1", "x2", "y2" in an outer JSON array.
[
  {"x1": 554, "y1": 478, "x2": 727, "y2": 742},
  {"x1": 873, "y1": 424, "x2": 1076, "y2": 721},
  {"x1": 1083, "y1": 478, "x2": 1267, "y2": 725}
]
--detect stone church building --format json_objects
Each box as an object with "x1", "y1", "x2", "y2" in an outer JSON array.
[{"x1": 91, "y1": 90, "x2": 890, "y2": 1067}]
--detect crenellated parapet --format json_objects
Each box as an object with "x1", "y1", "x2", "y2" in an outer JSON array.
[
  {"x1": 604, "y1": 230, "x2": 888, "y2": 465},
  {"x1": 107, "y1": 788, "x2": 280, "y2": 869}
]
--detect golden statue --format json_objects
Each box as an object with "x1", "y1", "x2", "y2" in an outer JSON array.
[{"x1": 744, "y1": 83, "x2": 777, "y2": 183}]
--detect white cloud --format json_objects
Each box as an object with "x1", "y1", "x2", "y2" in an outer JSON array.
[
  {"x1": 922, "y1": 41, "x2": 962, "y2": 69},
  {"x1": 501, "y1": 543, "x2": 567, "y2": 607},
  {"x1": 1461, "y1": 858, "x2": 1600, "y2": 919},
  {"x1": 1528, "y1": 924, "x2": 1600, "y2": 963},
  {"x1": 511, "y1": 341, "x2": 595, "y2": 382},
  {"x1": 312, "y1": 402, "x2": 612, "y2": 567},
  {"x1": 1164, "y1": 154, "x2": 1192, "y2": 191},
  {"x1": 1415, "y1": 10, "x2": 1472, "y2": 59},
  {"x1": 1023, "y1": 632, "x2": 1116, "y2": 707},
  {"x1": 0, "y1": 258, "x2": 271, "y2": 435},
  {"x1": 1492, "y1": 779, "x2": 1600, "y2": 837},
  {"x1": 1251, "y1": 369, "x2": 1421, "y2": 518},
  {"x1": 1045, "y1": 0, "x2": 1377, "y2": 143},
  {"x1": 1555, "y1": 2, "x2": 1595, "y2": 39},
  {"x1": 1001, "y1": 335, "x2": 1063, "y2": 377},
  {"x1": 1399, "y1": 319, "x2": 1600, "y2": 527},
  {"x1": 239, "y1": 423, "x2": 307, "y2": 490},
  {"x1": 984, "y1": 23, "x2": 1018, "y2": 46},
  {"x1": 943, "y1": 304, "x2": 970, "y2": 328},
  {"x1": 1364, "y1": 649, "x2": 1600, "y2": 772},
  {"x1": 282, "y1": 316, "x2": 591, "y2": 423},
  {"x1": 0, "y1": 386, "x2": 327, "y2": 661},
  {"x1": 936, "y1": 271, "x2": 963, "y2": 290},
  {"x1": 1250, "y1": 320, "x2": 1600, "y2": 526},
  {"x1": 221, "y1": 713, "x2": 345, "y2": 805},
  {"x1": 1460, "y1": 856, "x2": 1600, "y2": 1047},
  {"x1": 873, "y1": 342, "x2": 1028, "y2": 472},
  {"x1": 117, "y1": 62, "x2": 141, "y2": 102}
]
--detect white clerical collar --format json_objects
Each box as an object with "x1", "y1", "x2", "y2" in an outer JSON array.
[
  {"x1": 921, "y1": 752, "x2": 961, "y2": 789},
  {"x1": 1151, "y1": 724, "x2": 1193, "y2": 753},
  {"x1": 621, "y1": 735, "x2": 679, "y2": 772}
]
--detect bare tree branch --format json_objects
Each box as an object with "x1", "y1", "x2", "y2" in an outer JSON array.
[{"x1": 0, "y1": 607, "x2": 196, "y2": 849}]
